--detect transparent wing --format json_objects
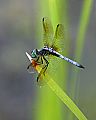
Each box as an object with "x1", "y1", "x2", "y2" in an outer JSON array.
[
  {"x1": 37, "y1": 57, "x2": 61, "y2": 86},
  {"x1": 42, "y1": 17, "x2": 54, "y2": 47},
  {"x1": 51, "y1": 24, "x2": 64, "y2": 53},
  {"x1": 27, "y1": 63, "x2": 37, "y2": 73},
  {"x1": 26, "y1": 52, "x2": 35, "y2": 73}
]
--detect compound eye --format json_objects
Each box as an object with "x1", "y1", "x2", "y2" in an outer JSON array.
[{"x1": 31, "y1": 49, "x2": 37, "y2": 58}]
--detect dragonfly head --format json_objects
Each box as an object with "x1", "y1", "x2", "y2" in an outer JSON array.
[{"x1": 31, "y1": 49, "x2": 38, "y2": 58}]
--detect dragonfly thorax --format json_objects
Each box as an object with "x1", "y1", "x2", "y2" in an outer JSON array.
[{"x1": 38, "y1": 47, "x2": 60, "y2": 57}]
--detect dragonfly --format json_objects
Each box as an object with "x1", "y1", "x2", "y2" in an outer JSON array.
[{"x1": 26, "y1": 17, "x2": 84, "y2": 83}]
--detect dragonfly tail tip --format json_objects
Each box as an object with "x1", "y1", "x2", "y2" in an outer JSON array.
[{"x1": 79, "y1": 64, "x2": 85, "y2": 69}]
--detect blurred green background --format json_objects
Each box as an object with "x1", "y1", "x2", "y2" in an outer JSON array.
[{"x1": 0, "y1": 0, "x2": 95, "y2": 120}]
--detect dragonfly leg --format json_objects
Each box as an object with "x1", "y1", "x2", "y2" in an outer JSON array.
[
  {"x1": 37, "y1": 65, "x2": 48, "y2": 82},
  {"x1": 42, "y1": 56, "x2": 49, "y2": 75},
  {"x1": 37, "y1": 56, "x2": 49, "y2": 82},
  {"x1": 41, "y1": 56, "x2": 43, "y2": 64},
  {"x1": 27, "y1": 63, "x2": 32, "y2": 69},
  {"x1": 35, "y1": 56, "x2": 43, "y2": 65},
  {"x1": 27, "y1": 56, "x2": 44, "y2": 71}
]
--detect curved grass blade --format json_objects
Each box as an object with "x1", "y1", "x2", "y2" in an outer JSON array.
[{"x1": 26, "y1": 52, "x2": 87, "y2": 120}]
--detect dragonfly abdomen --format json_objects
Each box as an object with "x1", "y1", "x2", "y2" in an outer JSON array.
[
  {"x1": 39, "y1": 47, "x2": 84, "y2": 69},
  {"x1": 59, "y1": 54, "x2": 84, "y2": 68},
  {"x1": 49, "y1": 49, "x2": 84, "y2": 68}
]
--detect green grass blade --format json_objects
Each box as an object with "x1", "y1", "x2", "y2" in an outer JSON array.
[
  {"x1": 36, "y1": 62, "x2": 87, "y2": 120},
  {"x1": 68, "y1": 0, "x2": 94, "y2": 120},
  {"x1": 26, "y1": 52, "x2": 87, "y2": 120},
  {"x1": 48, "y1": 1, "x2": 70, "y2": 119},
  {"x1": 36, "y1": 0, "x2": 63, "y2": 120},
  {"x1": 47, "y1": 77, "x2": 87, "y2": 120},
  {"x1": 76, "y1": 0, "x2": 94, "y2": 59},
  {"x1": 36, "y1": 0, "x2": 70, "y2": 120}
]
